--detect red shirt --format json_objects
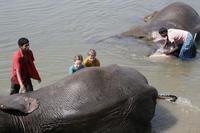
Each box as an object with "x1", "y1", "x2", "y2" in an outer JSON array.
[{"x1": 11, "y1": 49, "x2": 41, "y2": 85}]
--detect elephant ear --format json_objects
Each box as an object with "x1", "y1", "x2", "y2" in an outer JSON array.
[{"x1": 0, "y1": 95, "x2": 39, "y2": 114}]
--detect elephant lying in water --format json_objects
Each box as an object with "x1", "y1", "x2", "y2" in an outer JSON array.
[
  {"x1": 0, "y1": 65, "x2": 159, "y2": 133},
  {"x1": 122, "y1": 2, "x2": 200, "y2": 44}
]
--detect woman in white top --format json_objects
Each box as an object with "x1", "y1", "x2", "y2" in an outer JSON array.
[{"x1": 158, "y1": 27, "x2": 196, "y2": 60}]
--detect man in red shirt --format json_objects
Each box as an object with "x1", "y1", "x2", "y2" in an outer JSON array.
[{"x1": 10, "y1": 38, "x2": 41, "y2": 95}]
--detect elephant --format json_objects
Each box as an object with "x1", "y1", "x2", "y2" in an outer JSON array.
[
  {"x1": 122, "y1": 2, "x2": 200, "y2": 44},
  {"x1": 0, "y1": 64, "x2": 159, "y2": 133}
]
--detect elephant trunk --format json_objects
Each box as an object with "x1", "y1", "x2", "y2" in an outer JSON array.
[{"x1": 122, "y1": 25, "x2": 154, "y2": 42}]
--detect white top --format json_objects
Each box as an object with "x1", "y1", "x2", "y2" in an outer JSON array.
[{"x1": 167, "y1": 29, "x2": 189, "y2": 45}]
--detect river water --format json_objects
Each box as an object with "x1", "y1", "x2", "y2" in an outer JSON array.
[{"x1": 0, "y1": 0, "x2": 200, "y2": 132}]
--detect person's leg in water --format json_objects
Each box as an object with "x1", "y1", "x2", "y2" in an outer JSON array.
[
  {"x1": 26, "y1": 78, "x2": 33, "y2": 92},
  {"x1": 10, "y1": 82, "x2": 20, "y2": 95},
  {"x1": 179, "y1": 33, "x2": 196, "y2": 60}
]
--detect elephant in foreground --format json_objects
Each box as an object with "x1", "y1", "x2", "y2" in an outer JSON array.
[
  {"x1": 122, "y1": 2, "x2": 200, "y2": 44},
  {"x1": 0, "y1": 65, "x2": 159, "y2": 133}
]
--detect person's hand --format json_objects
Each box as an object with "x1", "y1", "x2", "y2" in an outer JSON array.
[
  {"x1": 38, "y1": 79, "x2": 41, "y2": 84},
  {"x1": 19, "y1": 85, "x2": 26, "y2": 94}
]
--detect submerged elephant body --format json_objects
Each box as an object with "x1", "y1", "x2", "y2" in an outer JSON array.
[
  {"x1": 123, "y1": 2, "x2": 200, "y2": 43},
  {"x1": 0, "y1": 65, "x2": 157, "y2": 133}
]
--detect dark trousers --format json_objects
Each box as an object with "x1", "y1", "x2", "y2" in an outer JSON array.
[{"x1": 10, "y1": 79, "x2": 33, "y2": 95}]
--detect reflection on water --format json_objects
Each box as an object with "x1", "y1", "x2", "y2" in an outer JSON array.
[{"x1": 0, "y1": 0, "x2": 200, "y2": 133}]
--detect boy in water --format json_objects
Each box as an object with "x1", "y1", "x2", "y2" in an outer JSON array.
[
  {"x1": 69, "y1": 54, "x2": 85, "y2": 74},
  {"x1": 10, "y1": 38, "x2": 41, "y2": 95},
  {"x1": 83, "y1": 49, "x2": 100, "y2": 67}
]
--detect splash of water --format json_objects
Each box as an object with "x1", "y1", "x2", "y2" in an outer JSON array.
[{"x1": 176, "y1": 97, "x2": 200, "y2": 112}]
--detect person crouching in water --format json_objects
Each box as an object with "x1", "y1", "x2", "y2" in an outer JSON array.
[
  {"x1": 83, "y1": 49, "x2": 100, "y2": 67},
  {"x1": 158, "y1": 27, "x2": 196, "y2": 60},
  {"x1": 69, "y1": 54, "x2": 85, "y2": 74}
]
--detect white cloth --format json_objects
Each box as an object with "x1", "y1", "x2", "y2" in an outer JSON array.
[{"x1": 167, "y1": 29, "x2": 189, "y2": 45}]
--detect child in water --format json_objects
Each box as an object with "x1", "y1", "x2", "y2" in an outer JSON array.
[
  {"x1": 69, "y1": 54, "x2": 85, "y2": 74},
  {"x1": 83, "y1": 49, "x2": 100, "y2": 67}
]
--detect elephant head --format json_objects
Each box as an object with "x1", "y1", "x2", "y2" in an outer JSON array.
[{"x1": 0, "y1": 95, "x2": 39, "y2": 133}]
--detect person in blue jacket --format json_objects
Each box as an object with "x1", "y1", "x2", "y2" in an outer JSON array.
[{"x1": 69, "y1": 54, "x2": 85, "y2": 74}]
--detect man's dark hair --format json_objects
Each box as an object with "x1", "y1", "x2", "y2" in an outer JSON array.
[
  {"x1": 18, "y1": 38, "x2": 29, "y2": 47},
  {"x1": 159, "y1": 27, "x2": 168, "y2": 34}
]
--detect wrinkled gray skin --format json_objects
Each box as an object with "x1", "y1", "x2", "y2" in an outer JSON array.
[
  {"x1": 0, "y1": 65, "x2": 158, "y2": 133},
  {"x1": 122, "y1": 2, "x2": 200, "y2": 43}
]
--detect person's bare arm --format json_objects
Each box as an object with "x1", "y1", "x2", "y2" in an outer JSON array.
[
  {"x1": 163, "y1": 37, "x2": 170, "y2": 48},
  {"x1": 16, "y1": 69, "x2": 26, "y2": 93}
]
